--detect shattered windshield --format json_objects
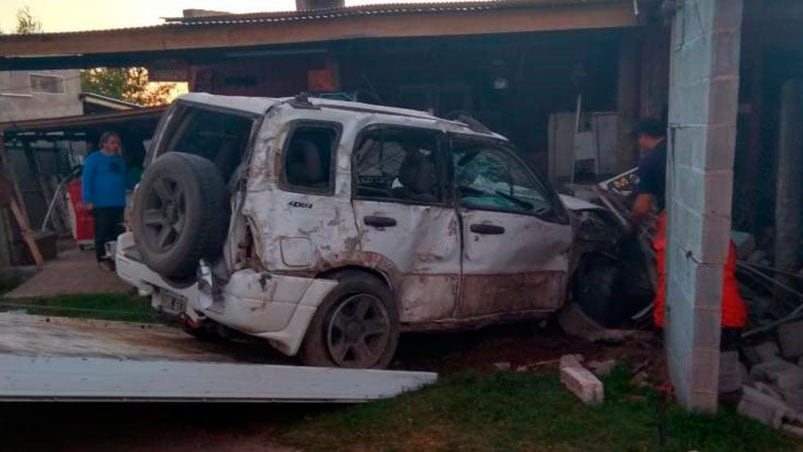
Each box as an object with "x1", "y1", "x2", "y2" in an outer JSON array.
[{"x1": 452, "y1": 139, "x2": 553, "y2": 216}]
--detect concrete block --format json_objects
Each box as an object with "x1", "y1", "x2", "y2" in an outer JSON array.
[
  {"x1": 494, "y1": 362, "x2": 511, "y2": 372},
  {"x1": 702, "y1": 124, "x2": 737, "y2": 171},
  {"x1": 783, "y1": 388, "x2": 803, "y2": 413},
  {"x1": 751, "y1": 360, "x2": 803, "y2": 391},
  {"x1": 712, "y1": 30, "x2": 742, "y2": 77},
  {"x1": 561, "y1": 365, "x2": 604, "y2": 405},
  {"x1": 693, "y1": 308, "x2": 721, "y2": 349},
  {"x1": 719, "y1": 350, "x2": 742, "y2": 393},
  {"x1": 778, "y1": 320, "x2": 803, "y2": 359},
  {"x1": 692, "y1": 349, "x2": 720, "y2": 395},
  {"x1": 738, "y1": 385, "x2": 795, "y2": 429},
  {"x1": 559, "y1": 354, "x2": 584, "y2": 369},
  {"x1": 587, "y1": 359, "x2": 617, "y2": 378},
  {"x1": 743, "y1": 341, "x2": 780, "y2": 366},
  {"x1": 713, "y1": 0, "x2": 743, "y2": 32},
  {"x1": 708, "y1": 78, "x2": 741, "y2": 127}
]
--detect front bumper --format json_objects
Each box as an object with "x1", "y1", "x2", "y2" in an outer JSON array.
[{"x1": 115, "y1": 232, "x2": 338, "y2": 356}]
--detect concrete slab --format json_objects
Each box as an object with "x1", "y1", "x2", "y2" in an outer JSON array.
[
  {"x1": 4, "y1": 248, "x2": 129, "y2": 299},
  {"x1": 0, "y1": 312, "x2": 437, "y2": 403},
  {"x1": 0, "y1": 354, "x2": 437, "y2": 403},
  {"x1": 0, "y1": 313, "x2": 255, "y2": 362}
]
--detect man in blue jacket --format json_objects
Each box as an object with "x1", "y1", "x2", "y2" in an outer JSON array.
[{"x1": 82, "y1": 131, "x2": 135, "y2": 270}]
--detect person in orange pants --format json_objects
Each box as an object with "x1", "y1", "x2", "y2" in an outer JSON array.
[{"x1": 630, "y1": 119, "x2": 746, "y2": 354}]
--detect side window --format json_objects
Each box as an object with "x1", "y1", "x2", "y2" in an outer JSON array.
[
  {"x1": 283, "y1": 124, "x2": 338, "y2": 193},
  {"x1": 452, "y1": 139, "x2": 555, "y2": 216},
  {"x1": 353, "y1": 128, "x2": 443, "y2": 204}
]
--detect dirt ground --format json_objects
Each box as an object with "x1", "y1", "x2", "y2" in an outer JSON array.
[{"x1": 0, "y1": 322, "x2": 663, "y2": 451}]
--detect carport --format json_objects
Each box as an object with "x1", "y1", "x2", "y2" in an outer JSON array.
[
  {"x1": 0, "y1": 107, "x2": 165, "y2": 266},
  {"x1": 1, "y1": 0, "x2": 802, "y2": 411}
]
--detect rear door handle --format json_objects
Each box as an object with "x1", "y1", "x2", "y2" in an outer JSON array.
[
  {"x1": 470, "y1": 224, "x2": 505, "y2": 235},
  {"x1": 364, "y1": 216, "x2": 397, "y2": 228}
]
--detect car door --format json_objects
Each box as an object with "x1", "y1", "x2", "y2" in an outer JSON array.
[
  {"x1": 451, "y1": 135, "x2": 573, "y2": 318},
  {"x1": 351, "y1": 125, "x2": 461, "y2": 323}
]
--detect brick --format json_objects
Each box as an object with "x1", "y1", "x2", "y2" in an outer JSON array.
[
  {"x1": 559, "y1": 354, "x2": 584, "y2": 369},
  {"x1": 778, "y1": 320, "x2": 803, "y2": 359},
  {"x1": 743, "y1": 341, "x2": 780, "y2": 366},
  {"x1": 561, "y1": 365, "x2": 604, "y2": 405},
  {"x1": 751, "y1": 360, "x2": 803, "y2": 391}
]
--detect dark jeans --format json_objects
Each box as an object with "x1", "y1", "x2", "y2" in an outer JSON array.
[{"x1": 92, "y1": 207, "x2": 124, "y2": 262}]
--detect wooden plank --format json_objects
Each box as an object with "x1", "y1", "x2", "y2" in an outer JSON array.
[
  {"x1": 0, "y1": 3, "x2": 636, "y2": 61},
  {"x1": 8, "y1": 198, "x2": 43, "y2": 268},
  {"x1": 0, "y1": 354, "x2": 437, "y2": 402}
]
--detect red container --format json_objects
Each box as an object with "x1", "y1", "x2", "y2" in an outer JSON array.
[{"x1": 66, "y1": 178, "x2": 95, "y2": 249}]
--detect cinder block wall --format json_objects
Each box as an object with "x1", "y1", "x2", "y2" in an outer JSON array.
[{"x1": 665, "y1": 0, "x2": 743, "y2": 411}]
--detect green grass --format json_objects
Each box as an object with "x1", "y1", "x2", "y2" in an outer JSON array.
[
  {"x1": 0, "y1": 293, "x2": 160, "y2": 323},
  {"x1": 277, "y1": 366, "x2": 797, "y2": 452}
]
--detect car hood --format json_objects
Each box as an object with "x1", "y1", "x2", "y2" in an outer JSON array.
[{"x1": 559, "y1": 194, "x2": 605, "y2": 212}]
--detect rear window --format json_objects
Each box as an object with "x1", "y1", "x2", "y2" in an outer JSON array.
[{"x1": 156, "y1": 105, "x2": 255, "y2": 182}]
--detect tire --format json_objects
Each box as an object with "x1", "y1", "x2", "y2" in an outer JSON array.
[
  {"x1": 300, "y1": 271, "x2": 400, "y2": 369},
  {"x1": 132, "y1": 152, "x2": 229, "y2": 280},
  {"x1": 572, "y1": 253, "x2": 619, "y2": 327}
]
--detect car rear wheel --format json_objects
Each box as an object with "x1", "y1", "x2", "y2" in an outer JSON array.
[{"x1": 300, "y1": 272, "x2": 399, "y2": 369}]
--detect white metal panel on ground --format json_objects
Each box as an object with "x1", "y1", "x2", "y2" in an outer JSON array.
[{"x1": 0, "y1": 354, "x2": 437, "y2": 402}]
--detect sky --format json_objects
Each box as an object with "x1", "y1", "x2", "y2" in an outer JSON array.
[{"x1": 0, "y1": 0, "x2": 479, "y2": 33}]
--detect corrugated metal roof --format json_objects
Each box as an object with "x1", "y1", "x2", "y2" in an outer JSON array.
[
  {"x1": 0, "y1": 0, "x2": 627, "y2": 38},
  {"x1": 0, "y1": 106, "x2": 166, "y2": 134},
  {"x1": 165, "y1": 0, "x2": 625, "y2": 26}
]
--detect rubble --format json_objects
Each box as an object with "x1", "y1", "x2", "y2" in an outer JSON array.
[
  {"x1": 587, "y1": 359, "x2": 617, "y2": 377},
  {"x1": 750, "y1": 360, "x2": 803, "y2": 391},
  {"x1": 560, "y1": 354, "x2": 604, "y2": 406},
  {"x1": 738, "y1": 385, "x2": 799, "y2": 429},
  {"x1": 743, "y1": 341, "x2": 780, "y2": 366},
  {"x1": 778, "y1": 320, "x2": 803, "y2": 359}
]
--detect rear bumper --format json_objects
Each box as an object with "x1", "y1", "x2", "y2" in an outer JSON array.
[{"x1": 114, "y1": 232, "x2": 337, "y2": 356}]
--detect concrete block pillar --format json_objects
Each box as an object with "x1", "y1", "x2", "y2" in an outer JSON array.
[
  {"x1": 665, "y1": 0, "x2": 743, "y2": 411},
  {"x1": 775, "y1": 81, "x2": 803, "y2": 299}
]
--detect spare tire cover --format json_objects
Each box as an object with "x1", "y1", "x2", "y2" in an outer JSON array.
[{"x1": 132, "y1": 152, "x2": 229, "y2": 279}]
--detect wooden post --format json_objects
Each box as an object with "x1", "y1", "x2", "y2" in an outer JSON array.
[
  {"x1": 8, "y1": 197, "x2": 43, "y2": 268},
  {"x1": 616, "y1": 32, "x2": 641, "y2": 172},
  {"x1": 0, "y1": 130, "x2": 43, "y2": 268}
]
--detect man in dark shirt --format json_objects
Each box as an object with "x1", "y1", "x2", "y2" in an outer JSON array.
[{"x1": 630, "y1": 119, "x2": 746, "y2": 354}]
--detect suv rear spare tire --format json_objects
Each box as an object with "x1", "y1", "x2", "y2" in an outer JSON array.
[{"x1": 132, "y1": 152, "x2": 229, "y2": 279}]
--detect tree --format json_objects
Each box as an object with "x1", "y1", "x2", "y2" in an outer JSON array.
[
  {"x1": 15, "y1": 6, "x2": 42, "y2": 34},
  {"x1": 80, "y1": 67, "x2": 176, "y2": 106}
]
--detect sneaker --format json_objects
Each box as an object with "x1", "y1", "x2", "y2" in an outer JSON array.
[{"x1": 98, "y1": 260, "x2": 115, "y2": 272}]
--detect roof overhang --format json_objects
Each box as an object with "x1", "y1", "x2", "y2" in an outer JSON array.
[
  {"x1": 0, "y1": 106, "x2": 166, "y2": 137},
  {"x1": 0, "y1": 0, "x2": 638, "y2": 71}
]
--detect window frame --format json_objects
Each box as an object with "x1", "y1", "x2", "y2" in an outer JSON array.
[
  {"x1": 28, "y1": 73, "x2": 66, "y2": 95},
  {"x1": 147, "y1": 102, "x2": 260, "y2": 167},
  {"x1": 351, "y1": 124, "x2": 452, "y2": 207},
  {"x1": 448, "y1": 133, "x2": 569, "y2": 224},
  {"x1": 279, "y1": 119, "x2": 342, "y2": 196}
]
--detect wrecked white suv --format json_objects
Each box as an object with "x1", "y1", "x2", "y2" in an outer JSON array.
[{"x1": 117, "y1": 93, "x2": 636, "y2": 369}]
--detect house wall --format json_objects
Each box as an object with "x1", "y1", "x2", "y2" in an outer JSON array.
[{"x1": 0, "y1": 70, "x2": 82, "y2": 122}]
